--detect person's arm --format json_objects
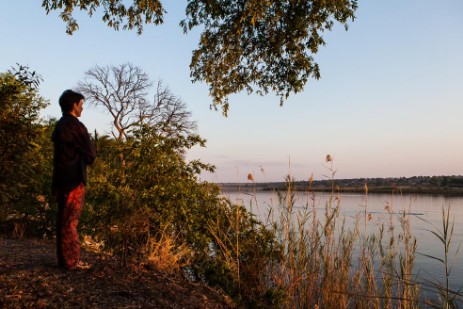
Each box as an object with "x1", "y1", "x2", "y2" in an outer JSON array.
[{"x1": 76, "y1": 123, "x2": 96, "y2": 165}]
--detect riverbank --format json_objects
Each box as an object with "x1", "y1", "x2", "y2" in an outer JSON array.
[
  {"x1": 0, "y1": 237, "x2": 233, "y2": 308},
  {"x1": 218, "y1": 175, "x2": 463, "y2": 196}
]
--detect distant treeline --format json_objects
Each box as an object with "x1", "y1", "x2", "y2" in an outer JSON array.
[{"x1": 219, "y1": 175, "x2": 463, "y2": 196}]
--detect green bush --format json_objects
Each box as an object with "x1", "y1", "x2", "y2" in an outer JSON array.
[{"x1": 0, "y1": 66, "x2": 52, "y2": 237}]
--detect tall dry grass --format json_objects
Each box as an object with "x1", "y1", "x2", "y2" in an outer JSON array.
[
  {"x1": 217, "y1": 157, "x2": 433, "y2": 308},
  {"x1": 265, "y1": 158, "x2": 420, "y2": 308},
  {"x1": 418, "y1": 206, "x2": 462, "y2": 308}
]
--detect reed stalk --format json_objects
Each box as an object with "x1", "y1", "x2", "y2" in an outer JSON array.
[
  {"x1": 419, "y1": 206, "x2": 462, "y2": 308},
  {"x1": 257, "y1": 157, "x2": 422, "y2": 308},
  {"x1": 212, "y1": 157, "x2": 463, "y2": 308}
]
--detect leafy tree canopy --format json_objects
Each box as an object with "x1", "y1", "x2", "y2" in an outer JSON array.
[
  {"x1": 41, "y1": 0, "x2": 165, "y2": 34},
  {"x1": 42, "y1": 0, "x2": 357, "y2": 115}
]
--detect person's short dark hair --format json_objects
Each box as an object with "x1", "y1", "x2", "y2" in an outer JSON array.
[{"x1": 59, "y1": 89, "x2": 85, "y2": 113}]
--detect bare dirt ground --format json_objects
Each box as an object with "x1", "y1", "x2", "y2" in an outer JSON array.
[{"x1": 0, "y1": 237, "x2": 234, "y2": 308}]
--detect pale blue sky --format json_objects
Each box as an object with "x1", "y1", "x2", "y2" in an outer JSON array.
[{"x1": 1, "y1": 1, "x2": 462, "y2": 182}]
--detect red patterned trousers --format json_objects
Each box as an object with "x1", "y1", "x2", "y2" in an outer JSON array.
[{"x1": 56, "y1": 183, "x2": 85, "y2": 269}]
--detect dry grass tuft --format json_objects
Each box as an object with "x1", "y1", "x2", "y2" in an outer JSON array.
[{"x1": 145, "y1": 227, "x2": 193, "y2": 275}]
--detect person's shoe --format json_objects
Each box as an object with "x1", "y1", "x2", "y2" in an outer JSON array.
[{"x1": 70, "y1": 260, "x2": 92, "y2": 270}]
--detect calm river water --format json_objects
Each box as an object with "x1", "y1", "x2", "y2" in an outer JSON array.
[{"x1": 222, "y1": 190, "x2": 463, "y2": 299}]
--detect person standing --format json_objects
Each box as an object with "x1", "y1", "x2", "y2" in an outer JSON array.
[{"x1": 52, "y1": 89, "x2": 96, "y2": 270}]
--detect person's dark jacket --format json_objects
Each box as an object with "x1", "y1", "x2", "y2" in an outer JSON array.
[{"x1": 52, "y1": 113, "x2": 96, "y2": 194}]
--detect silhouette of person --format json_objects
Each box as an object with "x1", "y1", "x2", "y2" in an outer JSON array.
[{"x1": 52, "y1": 89, "x2": 96, "y2": 270}]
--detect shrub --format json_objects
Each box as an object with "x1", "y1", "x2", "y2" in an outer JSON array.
[{"x1": 0, "y1": 66, "x2": 52, "y2": 237}]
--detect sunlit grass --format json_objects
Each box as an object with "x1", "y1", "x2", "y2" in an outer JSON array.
[{"x1": 219, "y1": 157, "x2": 463, "y2": 308}]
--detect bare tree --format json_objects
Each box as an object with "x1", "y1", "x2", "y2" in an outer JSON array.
[
  {"x1": 78, "y1": 63, "x2": 196, "y2": 141},
  {"x1": 140, "y1": 80, "x2": 196, "y2": 138},
  {"x1": 78, "y1": 63, "x2": 151, "y2": 141}
]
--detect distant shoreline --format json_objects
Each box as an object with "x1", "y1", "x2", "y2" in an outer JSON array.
[{"x1": 217, "y1": 175, "x2": 463, "y2": 196}]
